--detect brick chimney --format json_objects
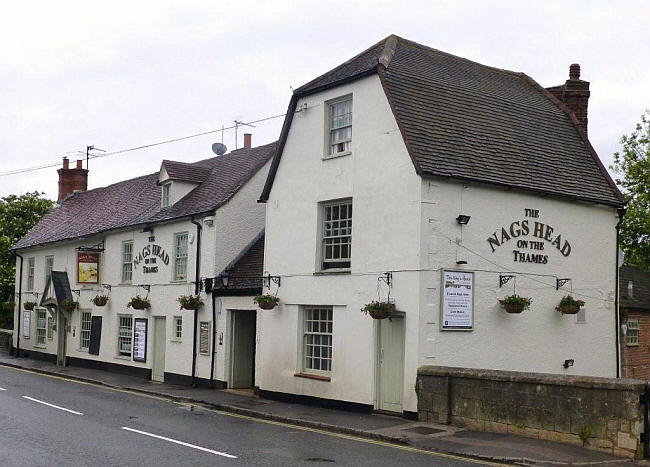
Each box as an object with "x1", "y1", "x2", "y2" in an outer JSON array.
[
  {"x1": 57, "y1": 157, "x2": 88, "y2": 202},
  {"x1": 546, "y1": 64, "x2": 590, "y2": 137},
  {"x1": 243, "y1": 133, "x2": 252, "y2": 149}
]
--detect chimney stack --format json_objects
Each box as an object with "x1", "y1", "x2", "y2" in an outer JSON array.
[
  {"x1": 546, "y1": 63, "x2": 591, "y2": 137},
  {"x1": 243, "y1": 133, "x2": 252, "y2": 149},
  {"x1": 57, "y1": 157, "x2": 88, "y2": 202}
]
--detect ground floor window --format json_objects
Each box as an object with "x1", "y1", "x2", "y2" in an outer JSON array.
[
  {"x1": 174, "y1": 316, "x2": 182, "y2": 341},
  {"x1": 47, "y1": 316, "x2": 54, "y2": 339},
  {"x1": 303, "y1": 307, "x2": 333, "y2": 373},
  {"x1": 36, "y1": 310, "x2": 47, "y2": 345},
  {"x1": 80, "y1": 312, "x2": 92, "y2": 350},
  {"x1": 118, "y1": 315, "x2": 133, "y2": 357},
  {"x1": 627, "y1": 320, "x2": 640, "y2": 346}
]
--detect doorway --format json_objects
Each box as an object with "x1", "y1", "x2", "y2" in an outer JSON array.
[
  {"x1": 152, "y1": 317, "x2": 166, "y2": 382},
  {"x1": 376, "y1": 315, "x2": 405, "y2": 413},
  {"x1": 56, "y1": 310, "x2": 67, "y2": 367},
  {"x1": 229, "y1": 310, "x2": 256, "y2": 389}
]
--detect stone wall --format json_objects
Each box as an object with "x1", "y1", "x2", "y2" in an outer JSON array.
[
  {"x1": 417, "y1": 366, "x2": 647, "y2": 459},
  {"x1": 0, "y1": 330, "x2": 13, "y2": 353}
]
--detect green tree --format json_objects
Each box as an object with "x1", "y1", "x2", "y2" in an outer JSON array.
[
  {"x1": 0, "y1": 192, "x2": 54, "y2": 305},
  {"x1": 611, "y1": 110, "x2": 650, "y2": 270}
]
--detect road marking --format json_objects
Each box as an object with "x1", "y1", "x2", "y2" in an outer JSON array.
[
  {"x1": 0, "y1": 387, "x2": 6, "y2": 391},
  {"x1": 22, "y1": 396, "x2": 83, "y2": 415},
  {"x1": 122, "y1": 427, "x2": 237, "y2": 459}
]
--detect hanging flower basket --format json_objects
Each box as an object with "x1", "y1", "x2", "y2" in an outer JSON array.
[
  {"x1": 178, "y1": 295, "x2": 203, "y2": 311},
  {"x1": 254, "y1": 294, "x2": 279, "y2": 310},
  {"x1": 92, "y1": 295, "x2": 109, "y2": 307},
  {"x1": 556, "y1": 295, "x2": 585, "y2": 315},
  {"x1": 23, "y1": 301, "x2": 37, "y2": 311},
  {"x1": 362, "y1": 301, "x2": 396, "y2": 319},
  {"x1": 61, "y1": 299, "x2": 79, "y2": 312},
  {"x1": 499, "y1": 295, "x2": 532, "y2": 314},
  {"x1": 2, "y1": 301, "x2": 15, "y2": 312},
  {"x1": 127, "y1": 295, "x2": 151, "y2": 310}
]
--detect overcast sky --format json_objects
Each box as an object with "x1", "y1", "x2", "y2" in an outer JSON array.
[{"x1": 1, "y1": 1, "x2": 648, "y2": 200}]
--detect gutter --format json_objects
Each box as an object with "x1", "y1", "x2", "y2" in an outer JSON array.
[
  {"x1": 14, "y1": 252, "x2": 23, "y2": 356},
  {"x1": 190, "y1": 218, "x2": 202, "y2": 387},
  {"x1": 615, "y1": 206, "x2": 627, "y2": 378}
]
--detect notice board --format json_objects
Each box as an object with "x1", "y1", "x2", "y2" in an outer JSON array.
[
  {"x1": 133, "y1": 318, "x2": 148, "y2": 362},
  {"x1": 441, "y1": 270, "x2": 474, "y2": 330},
  {"x1": 88, "y1": 316, "x2": 102, "y2": 355}
]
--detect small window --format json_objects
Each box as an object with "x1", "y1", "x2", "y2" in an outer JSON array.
[
  {"x1": 628, "y1": 281, "x2": 634, "y2": 299},
  {"x1": 321, "y1": 200, "x2": 352, "y2": 270},
  {"x1": 47, "y1": 316, "x2": 54, "y2": 340},
  {"x1": 627, "y1": 320, "x2": 639, "y2": 346},
  {"x1": 36, "y1": 310, "x2": 47, "y2": 345},
  {"x1": 162, "y1": 183, "x2": 171, "y2": 208},
  {"x1": 173, "y1": 233, "x2": 188, "y2": 281},
  {"x1": 45, "y1": 256, "x2": 54, "y2": 284},
  {"x1": 303, "y1": 307, "x2": 333, "y2": 373},
  {"x1": 122, "y1": 241, "x2": 133, "y2": 283},
  {"x1": 328, "y1": 97, "x2": 352, "y2": 156},
  {"x1": 173, "y1": 316, "x2": 182, "y2": 341},
  {"x1": 118, "y1": 315, "x2": 133, "y2": 357},
  {"x1": 27, "y1": 257, "x2": 35, "y2": 291},
  {"x1": 80, "y1": 312, "x2": 92, "y2": 350}
]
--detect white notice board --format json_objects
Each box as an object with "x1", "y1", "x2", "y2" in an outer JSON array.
[
  {"x1": 23, "y1": 310, "x2": 31, "y2": 339},
  {"x1": 441, "y1": 270, "x2": 474, "y2": 330},
  {"x1": 133, "y1": 318, "x2": 147, "y2": 362}
]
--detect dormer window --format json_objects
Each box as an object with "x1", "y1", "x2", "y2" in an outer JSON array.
[
  {"x1": 327, "y1": 96, "x2": 352, "y2": 157},
  {"x1": 162, "y1": 183, "x2": 171, "y2": 208}
]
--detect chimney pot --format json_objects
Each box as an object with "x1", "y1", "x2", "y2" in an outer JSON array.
[
  {"x1": 63, "y1": 157, "x2": 69, "y2": 169},
  {"x1": 569, "y1": 63, "x2": 580, "y2": 80},
  {"x1": 76, "y1": 159, "x2": 83, "y2": 169},
  {"x1": 244, "y1": 133, "x2": 252, "y2": 149},
  {"x1": 57, "y1": 157, "x2": 89, "y2": 202}
]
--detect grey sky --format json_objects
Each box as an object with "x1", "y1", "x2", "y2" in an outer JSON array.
[{"x1": 1, "y1": 1, "x2": 648, "y2": 200}]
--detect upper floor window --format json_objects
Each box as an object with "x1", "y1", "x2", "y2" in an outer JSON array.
[
  {"x1": 45, "y1": 256, "x2": 54, "y2": 284},
  {"x1": 27, "y1": 257, "x2": 35, "y2": 291},
  {"x1": 328, "y1": 97, "x2": 352, "y2": 156},
  {"x1": 627, "y1": 281, "x2": 634, "y2": 299},
  {"x1": 321, "y1": 200, "x2": 352, "y2": 270},
  {"x1": 162, "y1": 183, "x2": 171, "y2": 208},
  {"x1": 627, "y1": 319, "x2": 640, "y2": 346},
  {"x1": 174, "y1": 233, "x2": 188, "y2": 281},
  {"x1": 122, "y1": 241, "x2": 133, "y2": 283}
]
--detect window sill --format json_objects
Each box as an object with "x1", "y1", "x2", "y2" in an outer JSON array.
[
  {"x1": 170, "y1": 339, "x2": 182, "y2": 343},
  {"x1": 33, "y1": 344, "x2": 47, "y2": 349},
  {"x1": 170, "y1": 280, "x2": 187, "y2": 284},
  {"x1": 322, "y1": 151, "x2": 351, "y2": 161},
  {"x1": 626, "y1": 344, "x2": 639, "y2": 347},
  {"x1": 114, "y1": 355, "x2": 132, "y2": 361},
  {"x1": 294, "y1": 372, "x2": 331, "y2": 382},
  {"x1": 314, "y1": 269, "x2": 351, "y2": 276}
]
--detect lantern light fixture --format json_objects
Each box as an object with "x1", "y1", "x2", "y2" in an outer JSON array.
[{"x1": 456, "y1": 214, "x2": 471, "y2": 225}]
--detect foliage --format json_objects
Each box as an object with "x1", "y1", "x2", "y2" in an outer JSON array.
[
  {"x1": 499, "y1": 295, "x2": 532, "y2": 310},
  {"x1": 0, "y1": 192, "x2": 54, "y2": 305},
  {"x1": 555, "y1": 295, "x2": 585, "y2": 311},
  {"x1": 92, "y1": 295, "x2": 109, "y2": 306},
  {"x1": 2, "y1": 301, "x2": 15, "y2": 311},
  {"x1": 178, "y1": 295, "x2": 203, "y2": 311},
  {"x1": 23, "y1": 301, "x2": 37, "y2": 310},
  {"x1": 254, "y1": 294, "x2": 279, "y2": 307},
  {"x1": 579, "y1": 425, "x2": 591, "y2": 446},
  {"x1": 361, "y1": 301, "x2": 396, "y2": 317},
  {"x1": 61, "y1": 299, "x2": 78, "y2": 312},
  {"x1": 0, "y1": 310, "x2": 11, "y2": 329},
  {"x1": 127, "y1": 295, "x2": 151, "y2": 310},
  {"x1": 611, "y1": 110, "x2": 650, "y2": 270}
]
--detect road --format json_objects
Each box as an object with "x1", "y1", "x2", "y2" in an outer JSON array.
[{"x1": 0, "y1": 366, "x2": 495, "y2": 466}]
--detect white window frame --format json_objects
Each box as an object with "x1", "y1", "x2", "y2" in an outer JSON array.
[
  {"x1": 301, "y1": 306, "x2": 333, "y2": 375},
  {"x1": 325, "y1": 95, "x2": 352, "y2": 158},
  {"x1": 122, "y1": 241, "x2": 133, "y2": 283},
  {"x1": 162, "y1": 183, "x2": 171, "y2": 208},
  {"x1": 80, "y1": 311, "x2": 92, "y2": 350},
  {"x1": 626, "y1": 319, "x2": 640, "y2": 346},
  {"x1": 27, "y1": 257, "x2": 35, "y2": 291},
  {"x1": 172, "y1": 316, "x2": 182, "y2": 342},
  {"x1": 36, "y1": 310, "x2": 47, "y2": 346},
  {"x1": 173, "y1": 232, "x2": 189, "y2": 281},
  {"x1": 44, "y1": 256, "x2": 54, "y2": 284},
  {"x1": 117, "y1": 315, "x2": 133, "y2": 357},
  {"x1": 319, "y1": 199, "x2": 352, "y2": 271}
]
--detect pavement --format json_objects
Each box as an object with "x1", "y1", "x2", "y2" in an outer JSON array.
[{"x1": 0, "y1": 352, "x2": 634, "y2": 466}]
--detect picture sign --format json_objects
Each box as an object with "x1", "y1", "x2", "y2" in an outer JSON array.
[
  {"x1": 77, "y1": 252, "x2": 100, "y2": 284},
  {"x1": 441, "y1": 271, "x2": 474, "y2": 330},
  {"x1": 133, "y1": 318, "x2": 148, "y2": 362}
]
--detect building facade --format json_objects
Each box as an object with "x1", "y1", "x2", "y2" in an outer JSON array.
[
  {"x1": 257, "y1": 35, "x2": 625, "y2": 416},
  {"x1": 620, "y1": 265, "x2": 650, "y2": 379}
]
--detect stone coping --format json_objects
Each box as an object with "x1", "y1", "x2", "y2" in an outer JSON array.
[
  {"x1": 0, "y1": 329, "x2": 13, "y2": 334},
  {"x1": 417, "y1": 365, "x2": 647, "y2": 391}
]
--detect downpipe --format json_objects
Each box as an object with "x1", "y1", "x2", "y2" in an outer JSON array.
[
  {"x1": 190, "y1": 218, "x2": 202, "y2": 388},
  {"x1": 210, "y1": 291, "x2": 217, "y2": 387},
  {"x1": 13, "y1": 252, "x2": 24, "y2": 357},
  {"x1": 615, "y1": 207, "x2": 626, "y2": 379}
]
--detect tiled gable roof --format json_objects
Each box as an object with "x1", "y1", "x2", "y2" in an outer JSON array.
[
  {"x1": 260, "y1": 35, "x2": 623, "y2": 206},
  {"x1": 620, "y1": 265, "x2": 650, "y2": 311},
  {"x1": 213, "y1": 231, "x2": 264, "y2": 295},
  {"x1": 14, "y1": 142, "x2": 277, "y2": 250},
  {"x1": 161, "y1": 159, "x2": 212, "y2": 183}
]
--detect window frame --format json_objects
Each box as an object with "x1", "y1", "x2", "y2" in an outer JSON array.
[
  {"x1": 173, "y1": 232, "x2": 189, "y2": 282},
  {"x1": 318, "y1": 199, "x2": 353, "y2": 272},
  {"x1": 301, "y1": 306, "x2": 333, "y2": 375},
  {"x1": 80, "y1": 311, "x2": 92, "y2": 350},
  {"x1": 47, "y1": 316, "x2": 54, "y2": 340},
  {"x1": 626, "y1": 319, "x2": 640, "y2": 347},
  {"x1": 27, "y1": 257, "x2": 35, "y2": 291},
  {"x1": 324, "y1": 95, "x2": 353, "y2": 159},
  {"x1": 122, "y1": 240, "x2": 134, "y2": 283},
  {"x1": 172, "y1": 315, "x2": 183, "y2": 342},
  {"x1": 44, "y1": 256, "x2": 54, "y2": 284},
  {"x1": 117, "y1": 314, "x2": 134, "y2": 358},
  {"x1": 161, "y1": 183, "x2": 171, "y2": 208},
  {"x1": 35, "y1": 309, "x2": 47, "y2": 346}
]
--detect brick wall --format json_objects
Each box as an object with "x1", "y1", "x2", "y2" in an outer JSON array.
[
  {"x1": 621, "y1": 311, "x2": 650, "y2": 379},
  {"x1": 417, "y1": 366, "x2": 646, "y2": 459}
]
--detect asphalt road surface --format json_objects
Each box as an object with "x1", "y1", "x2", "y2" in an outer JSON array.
[{"x1": 0, "y1": 366, "x2": 495, "y2": 466}]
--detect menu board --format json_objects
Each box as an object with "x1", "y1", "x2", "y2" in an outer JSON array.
[
  {"x1": 199, "y1": 322, "x2": 210, "y2": 355},
  {"x1": 441, "y1": 270, "x2": 474, "y2": 330},
  {"x1": 133, "y1": 318, "x2": 148, "y2": 362},
  {"x1": 77, "y1": 252, "x2": 100, "y2": 284},
  {"x1": 23, "y1": 310, "x2": 31, "y2": 339}
]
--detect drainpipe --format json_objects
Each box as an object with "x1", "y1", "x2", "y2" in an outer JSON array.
[
  {"x1": 615, "y1": 206, "x2": 626, "y2": 378},
  {"x1": 210, "y1": 291, "x2": 217, "y2": 387},
  {"x1": 14, "y1": 252, "x2": 24, "y2": 357},
  {"x1": 190, "y1": 218, "x2": 202, "y2": 387}
]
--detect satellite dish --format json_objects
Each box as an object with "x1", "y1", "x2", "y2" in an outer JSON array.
[{"x1": 212, "y1": 143, "x2": 227, "y2": 155}]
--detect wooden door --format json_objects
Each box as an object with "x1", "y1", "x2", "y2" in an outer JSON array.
[
  {"x1": 377, "y1": 316, "x2": 405, "y2": 413},
  {"x1": 152, "y1": 317, "x2": 166, "y2": 382},
  {"x1": 230, "y1": 310, "x2": 256, "y2": 389}
]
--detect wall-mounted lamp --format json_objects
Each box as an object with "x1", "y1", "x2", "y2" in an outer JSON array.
[
  {"x1": 102, "y1": 284, "x2": 112, "y2": 292},
  {"x1": 219, "y1": 272, "x2": 230, "y2": 288},
  {"x1": 456, "y1": 214, "x2": 471, "y2": 225},
  {"x1": 456, "y1": 260, "x2": 468, "y2": 265},
  {"x1": 563, "y1": 359, "x2": 574, "y2": 369},
  {"x1": 71, "y1": 289, "x2": 81, "y2": 297},
  {"x1": 203, "y1": 216, "x2": 214, "y2": 227}
]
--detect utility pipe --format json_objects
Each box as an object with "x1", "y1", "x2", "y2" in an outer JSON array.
[
  {"x1": 14, "y1": 252, "x2": 24, "y2": 357},
  {"x1": 190, "y1": 218, "x2": 202, "y2": 387},
  {"x1": 614, "y1": 206, "x2": 627, "y2": 378}
]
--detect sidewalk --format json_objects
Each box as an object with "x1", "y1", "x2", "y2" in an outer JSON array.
[{"x1": 0, "y1": 352, "x2": 632, "y2": 465}]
